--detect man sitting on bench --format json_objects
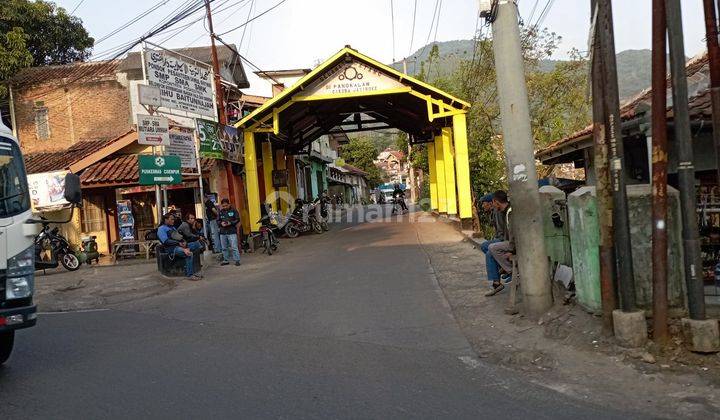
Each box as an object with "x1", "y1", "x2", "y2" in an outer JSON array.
[
  {"x1": 158, "y1": 212, "x2": 203, "y2": 280},
  {"x1": 486, "y1": 191, "x2": 514, "y2": 296}
]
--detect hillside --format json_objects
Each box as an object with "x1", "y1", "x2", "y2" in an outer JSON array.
[{"x1": 391, "y1": 40, "x2": 658, "y2": 102}]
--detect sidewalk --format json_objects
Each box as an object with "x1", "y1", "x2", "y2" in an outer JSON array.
[{"x1": 414, "y1": 214, "x2": 720, "y2": 418}]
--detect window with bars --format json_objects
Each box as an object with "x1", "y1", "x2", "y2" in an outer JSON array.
[
  {"x1": 81, "y1": 194, "x2": 106, "y2": 233},
  {"x1": 34, "y1": 107, "x2": 50, "y2": 140}
]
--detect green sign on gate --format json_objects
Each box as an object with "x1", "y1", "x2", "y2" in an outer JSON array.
[{"x1": 138, "y1": 155, "x2": 182, "y2": 185}]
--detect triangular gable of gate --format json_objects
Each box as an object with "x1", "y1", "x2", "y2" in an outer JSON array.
[{"x1": 236, "y1": 46, "x2": 470, "y2": 132}]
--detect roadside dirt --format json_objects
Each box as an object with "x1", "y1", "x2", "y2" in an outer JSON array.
[{"x1": 413, "y1": 215, "x2": 720, "y2": 419}]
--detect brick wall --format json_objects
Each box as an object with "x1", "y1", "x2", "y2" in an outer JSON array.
[{"x1": 13, "y1": 76, "x2": 132, "y2": 154}]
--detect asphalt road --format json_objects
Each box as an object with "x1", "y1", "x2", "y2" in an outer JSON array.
[{"x1": 1, "y1": 206, "x2": 636, "y2": 419}]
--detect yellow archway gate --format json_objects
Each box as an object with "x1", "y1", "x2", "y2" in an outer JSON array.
[{"x1": 236, "y1": 46, "x2": 472, "y2": 231}]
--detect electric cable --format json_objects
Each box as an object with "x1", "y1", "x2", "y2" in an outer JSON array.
[{"x1": 217, "y1": 0, "x2": 289, "y2": 36}]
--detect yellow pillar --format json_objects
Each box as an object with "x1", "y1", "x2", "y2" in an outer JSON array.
[
  {"x1": 442, "y1": 127, "x2": 457, "y2": 216},
  {"x1": 434, "y1": 134, "x2": 447, "y2": 213},
  {"x1": 262, "y1": 141, "x2": 275, "y2": 211},
  {"x1": 275, "y1": 148, "x2": 289, "y2": 214},
  {"x1": 453, "y1": 113, "x2": 472, "y2": 219},
  {"x1": 244, "y1": 131, "x2": 261, "y2": 231},
  {"x1": 427, "y1": 143, "x2": 438, "y2": 210}
]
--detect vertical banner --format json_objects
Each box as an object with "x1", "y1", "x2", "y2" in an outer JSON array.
[{"x1": 117, "y1": 200, "x2": 136, "y2": 240}]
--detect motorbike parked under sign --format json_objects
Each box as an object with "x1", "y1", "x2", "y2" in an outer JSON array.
[
  {"x1": 34, "y1": 221, "x2": 80, "y2": 272},
  {"x1": 285, "y1": 199, "x2": 323, "y2": 238}
]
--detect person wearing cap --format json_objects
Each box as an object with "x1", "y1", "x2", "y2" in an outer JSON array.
[{"x1": 478, "y1": 191, "x2": 506, "y2": 294}]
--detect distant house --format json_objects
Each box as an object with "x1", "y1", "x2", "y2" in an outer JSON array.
[{"x1": 375, "y1": 147, "x2": 407, "y2": 184}]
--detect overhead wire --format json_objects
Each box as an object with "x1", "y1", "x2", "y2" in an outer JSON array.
[
  {"x1": 93, "y1": 0, "x2": 171, "y2": 46},
  {"x1": 390, "y1": 0, "x2": 396, "y2": 62},
  {"x1": 184, "y1": 0, "x2": 253, "y2": 47},
  {"x1": 217, "y1": 0, "x2": 290, "y2": 36},
  {"x1": 408, "y1": 0, "x2": 417, "y2": 56},
  {"x1": 70, "y1": 0, "x2": 86, "y2": 15},
  {"x1": 239, "y1": 0, "x2": 256, "y2": 52},
  {"x1": 425, "y1": 0, "x2": 443, "y2": 80},
  {"x1": 414, "y1": 0, "x2": 439, "y2": 64}
]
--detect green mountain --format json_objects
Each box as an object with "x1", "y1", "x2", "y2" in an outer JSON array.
[{"x1": 392, "y1": 40, "x2": 658, "y2": 101}]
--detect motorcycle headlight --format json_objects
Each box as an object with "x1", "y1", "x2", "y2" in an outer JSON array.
[
  {"x1": 6, "y1": 276, "x2": 32, "y2": 300},
  {"x1": 6, "y1": 246, "x2": 35, "y2": 300}
]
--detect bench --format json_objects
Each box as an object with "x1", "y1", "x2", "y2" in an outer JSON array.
[{"x1": 156, "y1": 246, "x2": 202, "y2": 277}]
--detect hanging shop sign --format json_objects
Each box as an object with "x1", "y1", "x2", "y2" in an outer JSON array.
[
  {"x1": 167, "y1": 130, "x2": 197, "y2": 168},
  {"x1": 137, "y1": 114, "x2": 170, "y2": 146},
  {"x1": 138, "y1": 84, "x2": 162, "y2": 107},
  {"x1": 138, "y1": 155, "x2": 182, "y2": 185},
  {"x1": 144, "y1": 49, "x2": 215, "y2": 117},
  {"x1": 116, "y1": 200, "x2": 136, "y2": 241},
  {"x1": 196, "y1": 119, "x2": 243, "y2": 164},
  {"x1": 27, "y1": 170, "x2": 70, "y2": 211},
  {"x1": 301, "y1": 59, "x2": 405, "y2": 97}
]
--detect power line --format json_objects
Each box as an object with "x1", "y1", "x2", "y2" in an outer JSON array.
[
  {"x1": 390, "y1": 0, "x2": 396, "y2": 62},
  {"x1": 408, "y1": 0, "x2": 417, "y2": 55},
  {"x1": 70, "y1": 0, "x2": 86, "y2": 14},
  {"x1": 414, "y1": 0, "x2": 439, "y2": 62},
  {"x1": 527, "y1": 0, "x2": 540, "y2": 24},
  {"x1": 532, "y1": 0, "x2": 556, "y2": 28},
  {"x1": 184, "y1": 0, "x2": 253, "y2": 47},
  {"x1": 425, "y1": 0, "x2": 443, "y2": 80},
  {"x1": 239, "y1": 0, "x2": 256, "y2": 53},
  {"x1": 94, "y1": 0, "x2": 171, "y2": 46},
  {"x1": 217, "y1": 0, "x2": 290, "y2": 36},
  {"x1": 214, "y1": 35, "x2": 282, "y2": 85}
]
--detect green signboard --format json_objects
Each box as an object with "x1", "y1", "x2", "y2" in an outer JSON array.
[
  {"x1": 196, "y1": 118, "x2": 243, "y2": 163},
  {"x1": 138, "y1": 155, "x2": 182, "y2": 185}
]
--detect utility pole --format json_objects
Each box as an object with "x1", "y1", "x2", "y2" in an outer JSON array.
[
  {"x1": 490, "y1": 0, "x2": 551, "y2": 318},
  {"x1": 205, "y1": 0, "x2": 227, "y2": 125},
  {"x1": 666, "y1": 0, "x2": 709, "y2": 322},
  {"x1": 403, "y1": 58, "x2": 417, "y2": 203},
  {"x1": 597, "y1": 0, "x2": 637, "y2": 311},
  {"x1": 590, "y1": 0, "x2": 617, "y2": 334},
  {"x1": 704, "y1": 0, "x2": 720, "y2": 189},
  {"x1": 651, "y1": 0, "x2": 669, "y2": 343}
]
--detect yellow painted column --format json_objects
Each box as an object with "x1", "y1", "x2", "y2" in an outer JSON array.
[
  {"x1": 262, "y1": 141, "x2": 275, "y2": 211},
  {"x1": 434, "y1": 134, "x2": 447, "y2": 213},
  {"x1": 453, "y1": 113, "x2": 472, "y2": 219},
  {"x1": 442, "y1": 127, "x2": 457, "y2": 216},
  {"x1": 275, "y1": 148, "x2": 289, "y2": 214},
  {"x1": 427, "y1": 143, "x2": 438, "y2": 210},
  {"x1": 244, "y1": 131, "x2": 261, "y2": 231}
]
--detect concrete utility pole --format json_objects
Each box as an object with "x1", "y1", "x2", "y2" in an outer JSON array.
[
  {"x1": 597, "y1": 0, "x2": 637, "y2": 312},
  {"x1": 651, "y1": 0, "x2": 669, "y2": 344},
  {"x1": 668, "y1": 0, "x2": 711, "y2": 340},
  {"x1": 205, "y1": 0, "x2": 227, "y2": 125},
  {"x1": 590, "y1": 0, "x2": 617, "y2": 334},
  {"x1": 490, "y1": 0, "x2": 552, "y2": 318}
]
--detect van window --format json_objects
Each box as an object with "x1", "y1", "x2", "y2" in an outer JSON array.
[{"x1": 0, "y1": 137, "x2": 30, "y2": 217}]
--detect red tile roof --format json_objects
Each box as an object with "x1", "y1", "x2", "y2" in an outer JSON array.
[
  {"x1": 80, "y1": 155, "x2": 215, "y2": 187},
  {"x1": 537, "y1": 52, "x2": 710, "y2": 160},
  {"x1": 23, "y1": 132, "x2": 131, "y2": 174},
  {"x1": 342, "y1": 164, "x2": 369, "y2": 177}
]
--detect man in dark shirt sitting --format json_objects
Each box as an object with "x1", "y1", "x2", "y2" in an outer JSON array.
[{"x1": 158, "y1": 212, "x2": 203, "y2": 280}]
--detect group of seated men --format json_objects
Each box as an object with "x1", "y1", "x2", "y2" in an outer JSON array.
[{"x1": 479, "y1": 190, "x2": 514, "y2": 296}]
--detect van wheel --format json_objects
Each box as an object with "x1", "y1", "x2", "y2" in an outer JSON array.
[{"x1": 0, "y1": 331, "x2": 14, "y2": 365}]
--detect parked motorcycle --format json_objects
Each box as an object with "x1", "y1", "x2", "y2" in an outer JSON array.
[
  {"x1": 285, "y1": 199, "x2": 323, "y2": 238},
  {"x1": 256, "y1": 214, "x2": 280, "y2": 255},
  {"x1": 34, "y1": 221, "x2": 80, "y2": 272}
]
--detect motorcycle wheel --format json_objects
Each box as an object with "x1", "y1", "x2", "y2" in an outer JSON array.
[
  {"x1": 285, "y1": 223, "x2": 299, "y2": 238},
  {"x1": 312, "y1": 221, "x2": 323, "y2": 234},
  {"x1": 59, "y1": 252, "x2": 80, "y2": 271},
  {"x1": 321, "y1": 220, "x2": 329, "y2": 231}
]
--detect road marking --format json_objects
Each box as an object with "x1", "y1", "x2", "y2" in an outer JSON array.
[{"x1": 38, "y1": 308, "x2": 111, "y2": 315}]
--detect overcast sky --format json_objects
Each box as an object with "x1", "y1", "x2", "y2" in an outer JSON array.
[{"x1": 56, "y1": 0, "x2": 710, "y2": 96}]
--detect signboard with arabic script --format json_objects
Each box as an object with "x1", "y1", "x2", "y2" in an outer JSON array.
[
  {"x1": 144, "y1": 49, "x2": 216, "y2": 117},
  {"x1": 196, "y1": 119, "x2": 243, "y2": 164}
]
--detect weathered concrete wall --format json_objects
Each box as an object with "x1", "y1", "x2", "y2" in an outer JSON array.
[
  {"x1": 567, "y1": 184, "x2": 687, "y2": 313},
  {"x1": 567, "y1": 186, "x2": 602, "y2": 314},
  {"x1": 539, "y1": 186, "x2": 572, "y2": 268}
]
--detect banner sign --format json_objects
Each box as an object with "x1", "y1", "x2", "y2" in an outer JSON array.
[
  {"x1": 28, "y1": 170, "x2": 70, "y2": 211},
  {"x1": 138, "y1": 84, "x2": 162, "y2": 107},
  {"x1": 116, "y1": 200, "x2": 136, "y2": 241},
  {"x1": 196, "y1": 119, "x2": 243, "y2": 163},
  {"x1": 137, "y1": 114, "x2": 170, "y2": 146},
  {"x1": 144, "y1": 49, "x2": 215, "y2": 117},
  {"x1": 167, "y1": 130, "x2": 197, "y2": 168},
  {"x1": 138, "y1": 155, "x2": 182, "y2": 185}
]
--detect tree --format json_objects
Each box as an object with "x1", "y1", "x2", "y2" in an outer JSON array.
[
  {"x1": 0, "y1": 28, "x2": 32, "y2": 97},
  {"x1": 339, "y1": 137, "x2": 384, "y2": 188},
  {"x1": 1, "y1": 0, "x2": 94, "y2": 67}
]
